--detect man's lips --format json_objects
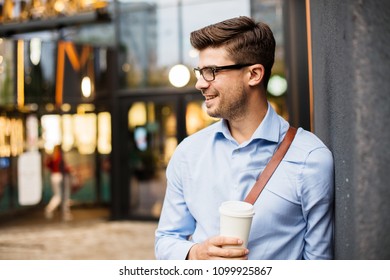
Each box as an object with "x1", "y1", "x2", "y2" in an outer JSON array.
[{"x1": 204, "y1": 95, "x2": 217, "y2": 101}]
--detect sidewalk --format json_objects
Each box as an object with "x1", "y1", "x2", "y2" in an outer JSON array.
[{"x1": 0, "y1": 206, "x2": 158, "y2": 260}]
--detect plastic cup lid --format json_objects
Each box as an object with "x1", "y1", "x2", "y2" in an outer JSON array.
[{"x1": 219, "y1": 201, "x2": 255, "y2": 217}]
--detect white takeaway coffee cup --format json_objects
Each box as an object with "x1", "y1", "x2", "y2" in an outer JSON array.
[{"x1": 219, "y1": 201, "x2": 255, "y2": 248}]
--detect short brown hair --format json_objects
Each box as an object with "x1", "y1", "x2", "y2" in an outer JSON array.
[{"x1": 190, "y1": 16, "x2": 275, "y2": 87}]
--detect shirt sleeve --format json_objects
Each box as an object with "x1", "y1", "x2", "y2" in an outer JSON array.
[
  {"x1": 299, "y1": 147, "x2": 335, "y2": 260},
  {"x1": 155, "y1": 145, "x2": 196, "y2": 260}
]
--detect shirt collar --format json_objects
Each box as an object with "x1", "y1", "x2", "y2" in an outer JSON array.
[{"x1": 214, "y1": 102, "x2": 281, "y2": 144}]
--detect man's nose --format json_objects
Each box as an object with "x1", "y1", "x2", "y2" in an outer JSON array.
[{"x1": 195, "y1": 76, "x2": 210, "y2": 91}]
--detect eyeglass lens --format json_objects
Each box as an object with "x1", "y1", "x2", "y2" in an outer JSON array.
[
  {"x1": 202, "y1": 68, "x2": 214, "y2": 81},
  {"x1": 194, "y1": 67, "x2": 214, "y2": 81}
]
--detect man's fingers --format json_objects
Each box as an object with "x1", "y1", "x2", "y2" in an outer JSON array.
[
  {"x1": 210, "y1": 236, "x2": 244, "y2": 246},
  {"x1": 188, "y1": 236, "x2": 249, "y2": 260},
  {"x1": 209, "y1": 245, "x2": 249, "y2": 259}
]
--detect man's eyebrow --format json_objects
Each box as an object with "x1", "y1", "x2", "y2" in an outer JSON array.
[{"x1": 198, "y1": 65, "x2": 218, "y2": 69}]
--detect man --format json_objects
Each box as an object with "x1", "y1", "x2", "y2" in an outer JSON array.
[{"x1": 155, "y1": 16, "x2": 334, "y2": 260}]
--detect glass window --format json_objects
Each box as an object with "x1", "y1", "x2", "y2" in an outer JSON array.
[
  {"x1": 65, "y1": 0, "x2": 250, "y2": 89},
  {"x1": 127, "y1": 100, "x2": 177, "y2": 218},
  {"x1": 24, "y1": 40, "x2": 56, "y2": 105},
  {"x1": 0, "y1": 39, "x2": 15, "y2": 106}
]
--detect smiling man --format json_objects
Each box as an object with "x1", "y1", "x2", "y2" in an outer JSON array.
[{"x1": 155, "y1": 16, "x2": 334, "y2": 260}]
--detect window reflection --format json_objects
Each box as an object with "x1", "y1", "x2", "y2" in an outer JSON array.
[
  {"x1": 41, "y1": 114, "x2": 62, "y2": 153},
  {"x1": 0, "y1": 116, "x2": 24, "y2": 157},
  {"x1": 128, "y1": 102, "x2": 147, "y2": 129},
  {"x1": 126, "y1": 98, "x2": 221, "y2": 218},
  {"x1": 73, "y1": 113, "x2": 97, "y2": 155},
  {"x1": 97, "y1": 112, "x2": 111, "y2": 154},
  {"x1": 127, "y1": 101, "x2": 177, "y2": 218}
]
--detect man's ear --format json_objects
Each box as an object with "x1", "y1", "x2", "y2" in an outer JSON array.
[{"x1": 248, "y1": 64, "x2": 265, "y2": 86}]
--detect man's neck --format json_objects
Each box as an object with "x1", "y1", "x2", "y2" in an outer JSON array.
[{"x1": 228, "y1": 99, "x2": 268, "y2": 145}]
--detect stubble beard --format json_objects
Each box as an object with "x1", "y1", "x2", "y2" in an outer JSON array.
[{"x1": 206, "y1": 85, "x2": 248, "y2": 121}]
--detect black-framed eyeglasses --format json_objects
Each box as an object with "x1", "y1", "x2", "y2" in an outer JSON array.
[{"x1": 193, "y1": 63, "x2": 253, "y2": 82}]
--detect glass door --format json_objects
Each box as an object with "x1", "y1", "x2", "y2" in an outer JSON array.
[
  {"x1": 115, "y1": 91, "x2": 218, "y2": 220},
  {"x1": 126, "y1": 99, "x2": 177, "y2": 218}
]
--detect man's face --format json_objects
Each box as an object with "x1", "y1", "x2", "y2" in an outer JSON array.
[{"x1": 195, "y1": 47, "x2": 249, "y2": 121}]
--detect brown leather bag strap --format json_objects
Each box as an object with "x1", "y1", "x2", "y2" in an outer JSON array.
[{"x1": 244, "y1": 126, "x2": 297, "y2": 205}]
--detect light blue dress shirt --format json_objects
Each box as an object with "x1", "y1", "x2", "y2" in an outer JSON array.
[{"x1": 155, "y1": 103, "x2": 334, "y2": 260}]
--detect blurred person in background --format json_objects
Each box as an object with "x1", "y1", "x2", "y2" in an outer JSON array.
[
  {"x1": 155, "y1": 16, "x2": 334, "y2": 260},
  {"x1": 44, "y1": 144, "x2": 73, "y2": 221}
]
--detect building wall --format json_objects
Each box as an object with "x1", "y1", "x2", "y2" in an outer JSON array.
[{"x1": 309, "y1": 0, "x2": 390, "y2": 259}]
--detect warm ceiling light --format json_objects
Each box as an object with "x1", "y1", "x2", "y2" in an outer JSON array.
[{"x1": 81, "y1": 76, "x2": 92, "y2": 98}]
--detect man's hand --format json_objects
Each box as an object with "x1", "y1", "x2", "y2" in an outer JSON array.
[{"x1": 187, "y1": 236, "x2": 249, "y2": 260}]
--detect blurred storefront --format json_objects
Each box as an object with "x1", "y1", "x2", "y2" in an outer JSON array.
[{"x1": 0, "y1": 0, "x2": 288, "y2": 221}]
